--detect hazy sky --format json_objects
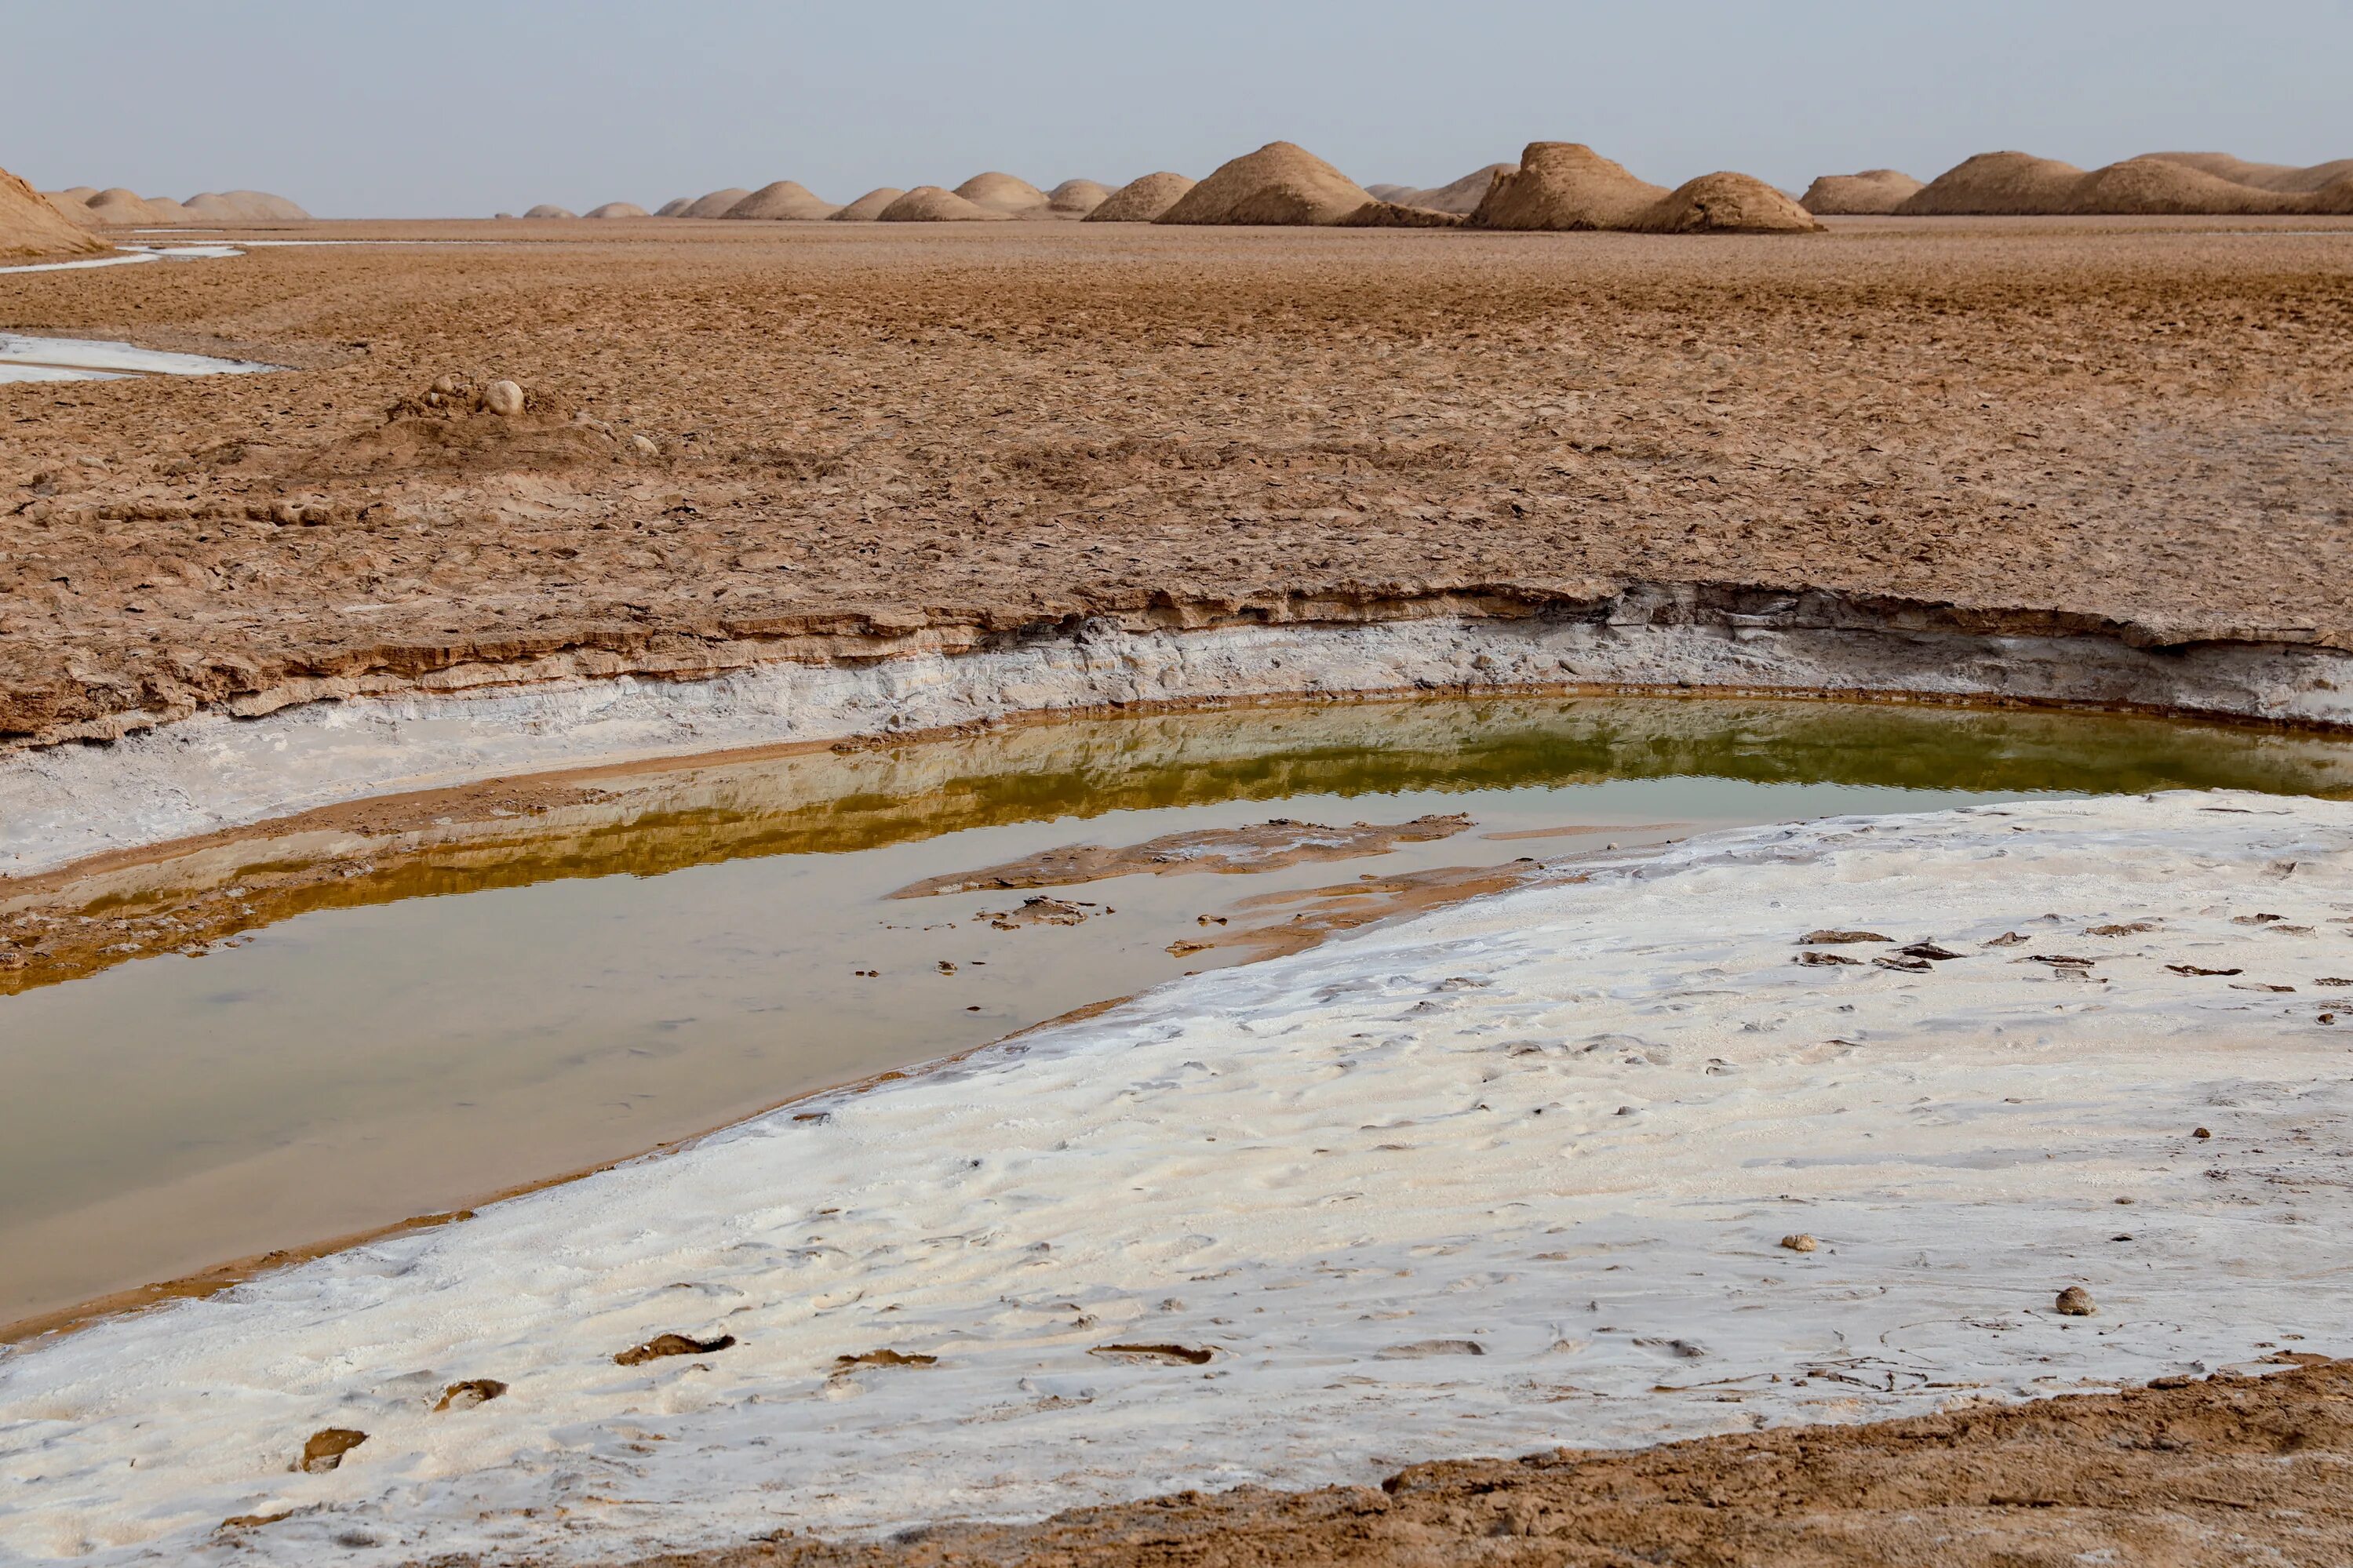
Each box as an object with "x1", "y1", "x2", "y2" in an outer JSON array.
[{"x1": 5, "y1": 0, "x2": 2348, "y2": 216}]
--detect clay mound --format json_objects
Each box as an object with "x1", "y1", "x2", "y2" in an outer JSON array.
[
  {"x1": 56, "y1": 185, "x2": 97, "y2": 202},
  {"x1": 583, "y1": 202, "x2": 648, "y2": 219},
  {"x1": 1156, "y1": 142, "x2": 1371, "y2": 227},
  {"x1": 141, "y1": 195, "x2": 199, "y2": 223},
  {"x1": 1083, "y1": 172, "x2": 1195, "y2": 223},
  {"x1": 1339, "y1": 201, "x2": 1467, "y2": 228},
  {"x1": 42, "y1": 191, "x2": 98, "y2": 227},
  {"x1": 1641, "y1": 172, "x2": 1821, "y2": 233},
  {"x1": 1892, "y1": 151, "x2": 2087, "y2": 215},
  {"x1": 2140, "y1": 151, "x2": 2353, "y2": 195},
  {"x1": 724, "y1": 181, "x2": 838, "y2": 220},
  {"x1": 953, "y1": 172, "x2": 1047, "y2": 214},
  {"x1": 1470, "y1": 143, "x2": 1667, "y2": 230},
  {"x1": 1046, "y1": 179, "x2": 1113, "y2": 216},
  {"x1": 876, "y1": 186, "x2": 1005, "y2": 222},
  {"x1": 1, "y1": 166, "x2": 109, "y2": 259},
  {"x1": 84, "y1": 188, "x2": 166, "y2": 225},
  {"x1": 2070, "y1": 158, "x2": 2297, "y2": 216},
  {"x1": 2311, "y1": 175, "x2": 2353, "y2": 215},
  {"x1": 1383, "y1": 163, "x2": 1516, "y2": 215},
  {"x1": 523, "y1": 204, "x2": 577, "y2": 220},
  {"x1": 681, "y1": 187, "x2": 752, "y2": 219},
  {"x1": 654, "y1": 197, "x2": 691, "y2": 217},
  {"x1": 183, "y1": 190, "x2": 310, "y2": 222},
  {"x1": 1800, "y1": 169, "x2": 1923, "y2": 215},
  {"x1": 829, "y1": 187, "x2": 905, "y2": 222}
]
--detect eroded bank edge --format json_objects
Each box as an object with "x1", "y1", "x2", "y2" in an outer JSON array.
[{"x1": 5, "y1": 583, "x2": 2351, "y2": 882}]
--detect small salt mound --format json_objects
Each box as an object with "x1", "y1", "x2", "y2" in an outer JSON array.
[
  {"x1": 1799, "y1": 169, "x2": 1923, "y2": 215},
  {"x1": 1641, "y1": 173, "x2": 1820, "y2": 233},
  {"x1": 1084, "y1": 171, "x2": 1195, "y2": 223},
  {"x1": 1470, "y1": 143, "x2": 1667, "y2": 230},
  {"x1": 725, "y1": 181, "x2": 839, "y2": 220},
  {"x1": 953, "y1": 173, "x2": 1047, "y2": 214},
  {"x1": 829, "y1": 188, "x2": 905, "y2": 222},
  {"x1": 1046, "y1": 179, "x2": 1113, "y2": 216},
  {"x1": 876, "y1": 186, "x2": 1005, "y2": 222},
  {"x1": 654, "y1": 198, "x2": 692, "y2": 217},
  {"x1": 1, "y1": 166, "x2": 109, "y2": 259},
  {"x1": 1378, "y1": 163, "x2": 1515, "y2": 215},
  {"x1": 523, "y1": 204, "x2": 577, "y2": 220},
  {"x1": 681, "y1": 187, "x2": 753, "y2": 219},
  {"x1": 583, "y1": 202, "x2": 648, "y2": 219},
  {"x1": 1156, "y1": 142, "x2": 1372, "y2": 226}
]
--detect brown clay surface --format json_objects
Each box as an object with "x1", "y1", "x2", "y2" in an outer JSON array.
[
  {"x1": 567, "y1": 1360, "x2": 2353, "y2": 1568},
  {"x1": 5, "y1": 216, "x2": 2352, "y2": 748}
]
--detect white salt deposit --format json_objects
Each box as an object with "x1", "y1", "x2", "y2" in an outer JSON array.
[
  {"x1": 3, "y1": 791, "x2": 2349, "y2": 1563},
  {"x1": 0, "y1": 332, "x2": 279, "y2": 384},
  {"x1": 0, "y1": 244, "x2": 243, "y2": 276}
]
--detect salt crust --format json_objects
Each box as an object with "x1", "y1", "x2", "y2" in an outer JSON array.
[
  {"x1": 5, "y1": 615, "x2": 2351, "y2": 879},
  {"x1": 3, "y1": 793, "x2": 2351, "y2": 1563}
]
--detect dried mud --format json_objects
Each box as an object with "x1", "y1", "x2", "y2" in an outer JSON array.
[
  {"x1": 5, "y1": 218, "x2": 2351, "y2": 749},
  {"x1": 583, "y1": 1361, "x2": 2353, "y2": 1568}
]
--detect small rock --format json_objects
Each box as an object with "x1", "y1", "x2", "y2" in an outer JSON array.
[
  {"x1": 485, "y1": 380, "x2": 526, "y2": 417},
  {"x1": 1779, "y1": 1233, "x2": 1819, "y2": 1253},
  {"x1": 296, "y1": 1428, "x2": 367, "y2": 1473},
  {"x1": 2194, "y1": 1126, "x2": 2212, "y2": 1139},
  {"x1": 1796, "y1": 951, "x2": 1859, "y2": 966},
  {"x1": 2055, "y1": 1286, "x2": 2097, "y2": 1317},
  {"x1": 631, "y1": 433, "x2": 659, "y2": 455},
  {"x1": 1898, "y1": 942, "x2": 1963, "y2": 960},
  {"x1": 1798, "y1": 930, "x2": 1890, "y2": 946},
  {"x1": 430, "y1": 375, "x2": 457, "y2": 395},
  {"x1": 614, "y1": 1331, "x2": 737, "y2": 1366},
  {"x1": 433, "y1": 1378, "x2": 508, "y2": 1412}
]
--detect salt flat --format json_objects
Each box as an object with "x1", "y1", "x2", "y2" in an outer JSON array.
[{"x1": 3, "y1": 791, "x2": 2348, "y2": 1563}]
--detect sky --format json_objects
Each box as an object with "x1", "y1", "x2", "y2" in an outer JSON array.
[{"x1": 5, "y1": 0, "x2": 2349, "y2": 216}]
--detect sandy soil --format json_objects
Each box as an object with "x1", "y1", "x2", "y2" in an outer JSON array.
[
  {"x1": 602, "y1": 1360, "x2": 2353, "y2": 1568},
  {"x1": 3, "y1": 216, "x2": 2351, "y2": 748}
]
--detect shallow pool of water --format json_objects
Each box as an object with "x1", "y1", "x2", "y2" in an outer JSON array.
[{"x1": 4, "y1": 694, "x2": 2350, "y2": 1326}]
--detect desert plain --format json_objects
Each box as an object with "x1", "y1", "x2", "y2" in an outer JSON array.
[{"x1": 5, "y1": 201, "x2": 2353, "y2": 1567}]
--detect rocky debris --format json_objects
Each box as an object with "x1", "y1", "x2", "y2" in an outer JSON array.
[
  {"x1": 1376, "y1": 1339, "x2": 1487, "y2": 1359},
  {"x1": 1898, "y1": 942, "x2": 1964, "y2": 959},
  {"x1": 2168, "y1": 963, "x2": 2244, "y2": 976},
  {"x1": 295, "y1": 1427, "x2": 366, "y2": 1473},
  {"x1": 2055, "y1": 1286, "x2": 2098, "y2": 1316},
  {"x1": 1779, "y1": 1233, "x2": 1819, "y2": 1252},
  {"x1": 1800, "y1": 930, "x2": 1890, "y2": 945},
  {"x1": 614, "y1": 1331, "x2": 737, "y2": 1366},
  {"x1": 433, "y1": 1378, "x2": 508, "y2": 1411},
  {"x1": 978, "y1": 896, "x2": 1094, "y2": 929},
  {"x1": 1795, "y1": 951, "x2": 1859, "y2": 966},
  {"x1": 832, "y1": 1349, "x2": 938, "y2": 1370},
  {"x1": 1088, "y1": 1342, "x2": 1216, "y2": 1365}
]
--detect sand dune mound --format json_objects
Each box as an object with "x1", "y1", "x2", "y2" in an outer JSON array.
[
  {"x1": 677, "y1": 187, "x2": 748, "y2": 220},
  {"x1": 1896, "y1": 150, "x2": 2334, "y2": 215},
  {"x1": 829, "y1": 188, "x2": 905, "y2": 222},
  {"x1": 1800, "y1": 169, "x2": 1923, "y2": 215},
  {"x1": 1084, "y1": 172, "x2": 1195, "y2": 223},
  {"x1": 724, "y1": 181, "x2": 837, "y2": 220},
  {"x1": 1047, "y1": 179, "x2": 1113, "y2": 216},
  {"x1": 1379, "y1": 163, "x2": 1515, "y2": 215},
  {"x1": 523, "y1": 205, "x2": 576, "y2": 220},
  {"x1": 1644, "y1": 172, "x2": 1821, "y2": 233},
  {"x1": 1470, "y1": 143, "x2": 1668, "y2": 230},
  {"x1": 1156, "y1": 142, "x2": 1371, "y2": 226},
  {"x1": 583, "y1": 202, "x2": 648, "y2": 219},
  {"x1": 2140, "y1": 151, "x2": 2353, "y2": 195},
  {"x1": 877, "y1": 186, "x2": 1005, "y2": 222},
  {"x1": 953, "y1": 173, "x2": 1047, "y2": 215},
  {"x1": 1, "y1": 166, "x2": 109, "y2": 259}
]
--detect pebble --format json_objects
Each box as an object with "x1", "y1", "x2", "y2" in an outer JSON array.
[
  {"x1": 485, "y1": 379, "x2": 526, "y2": 417},
  {"x1": 2055, "y1": 1286, "x2": 2097, "y2": 1316},
  {"x1": 1778, "y1": 1233, "x2": 1819, "y2": 1252},
  {"x1": 631, "y1": 433, "x2": 659, "y2": 454}
]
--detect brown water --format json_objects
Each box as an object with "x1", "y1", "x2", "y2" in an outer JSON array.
[{"x1": 5, "y1": 694, "x2": 2351, "y2": 1326}]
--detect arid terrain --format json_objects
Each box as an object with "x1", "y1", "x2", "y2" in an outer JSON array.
[
  {"x1": 4, "y1": 216, "x2": 2351, "y2": 749},
  {"x1": 581, "y1": 1361, "x2": 2353, "y2": 1568}
]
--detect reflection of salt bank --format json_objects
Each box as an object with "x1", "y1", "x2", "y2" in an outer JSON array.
[
  {"x1": 2, "y1": 792, "x2": 2348, "y2": 1565},
  {"x1": 0, "y1": 242, "x2": 242, "y2": 277},
  {"x1": 0, "y1": 330, "x2": 279, "y2": 384}
]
